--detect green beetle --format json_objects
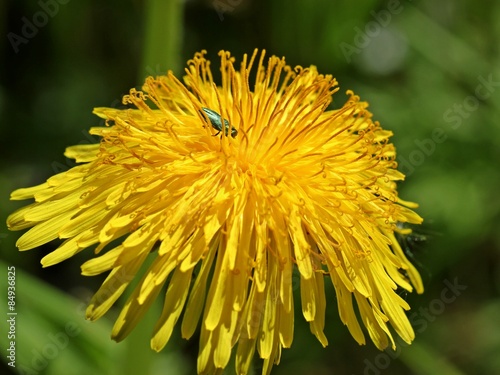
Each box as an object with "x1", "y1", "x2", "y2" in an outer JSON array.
[{"x1": 199, "y1": 107, "x2": 238, "y2": 138}]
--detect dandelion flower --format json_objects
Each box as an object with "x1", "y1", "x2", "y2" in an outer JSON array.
[{"x1": 7, "y1": 50, "x2": 424, "y2": 374}]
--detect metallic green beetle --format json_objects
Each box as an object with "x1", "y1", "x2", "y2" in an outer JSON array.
[{"x1": 200, "y1": 107, "x2": 238, "y2": 138}]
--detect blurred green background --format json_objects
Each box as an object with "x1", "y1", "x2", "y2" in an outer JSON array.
[{"x1": 1, "y1": 0, "x2": 500, "y2": 374}]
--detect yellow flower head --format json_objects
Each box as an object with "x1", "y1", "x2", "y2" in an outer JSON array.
[{"x1": 7, "y1": 50, "x2": 423, "y2": 374}]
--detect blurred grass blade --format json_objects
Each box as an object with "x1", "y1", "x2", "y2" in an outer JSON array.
[
  {"x1": 399, "y1": 340, "x2": 466, "y2": 375},
  {"x1": 0, "y1": 260, "x2": 122, "y2": 374},
  {"x1": 140, "y1": 0, "x2": 184, "y2": 81}
]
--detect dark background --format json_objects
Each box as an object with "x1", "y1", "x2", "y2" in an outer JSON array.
[{"x1": 1, "y1": 1, "x2": 500, "y2": 374}]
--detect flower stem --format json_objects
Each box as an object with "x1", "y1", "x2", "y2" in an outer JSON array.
[{"x1": 140, "y1": 0, "x2": 183, "y2": 82}]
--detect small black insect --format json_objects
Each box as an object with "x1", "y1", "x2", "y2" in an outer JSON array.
[
  {"x1": 395, "y1": 222, "x2": 428, "y2": 263},
  {"x1": 199, "y1": 107, "x2": 237, "y2": 138}
]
